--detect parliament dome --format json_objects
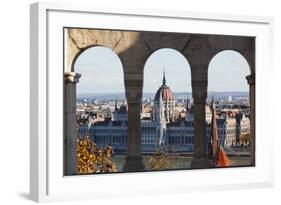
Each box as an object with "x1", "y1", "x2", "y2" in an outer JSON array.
[{"x1": 154, "y1": 72, "x2": 174, "y2": 102}]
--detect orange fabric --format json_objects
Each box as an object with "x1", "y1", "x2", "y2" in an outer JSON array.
[{"x1": 217, "y1": 147, "x2": 230, "y2": 167}]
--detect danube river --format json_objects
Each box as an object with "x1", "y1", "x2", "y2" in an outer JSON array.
[{"x1": 110, "y1": 155, "x2": 251, "y2": 172}]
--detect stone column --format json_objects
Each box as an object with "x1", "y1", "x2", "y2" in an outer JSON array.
[
  {"x1": 64, "y1": 72, "x2": 81, "y2": 175},
  {"x1": 191, "y1": 71, "x2": 209, "y2": 169},
  {"x1": 246, "y1": 73, "x2": 255, "y2": 166},
  {"x1": 123, "y1": 74, "x2": 145, "y2": 172}
]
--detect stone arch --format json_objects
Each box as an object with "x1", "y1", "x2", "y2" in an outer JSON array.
[
  {"x1": 209, "y1": 49, "x2": 252, "y2": 73},
  {"x1": 70, "y1": 44, "x2": 124, "y2": 72},
  {"x1": 142, "y1": 48, "x2": 192, "y2": 151},
  {"x1": 207, "y1": 48, "x2": 255, "y2": 166},
  {"x1": 71, "y1": 44, "x2": 124, "y2": 81},
  {"x1": 207, "y1": 35, "x2": 255, "y2": 74},
  {"x1": 64, "y1": 28, "x2": 148, "y2": 174},
  {"x1": 65, "y1": 28, "x2": 141, "y2": 73}
]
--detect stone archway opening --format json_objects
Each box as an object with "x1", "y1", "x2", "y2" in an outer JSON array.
[
  {"x1": 65, "y1": 45, "x2": 127, "y2": 175},
  {"x1": 143, "y1": 48, "x2": 191, "y2": 94},
  {"x1": 142, "y1": 48, "x2": 193, "y2": 170},
  {"x1": 207, "y1": 50, "x2": 252, "y2": 166},
  {"x1": 74, "y1": 46, "x2": 125, "y2": 95}
]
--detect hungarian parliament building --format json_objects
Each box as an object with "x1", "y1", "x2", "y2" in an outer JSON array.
[{"x1": 77, "y1": 73, "x2": 250, "y2": 153}]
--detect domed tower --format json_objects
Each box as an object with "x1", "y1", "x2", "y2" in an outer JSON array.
[
  {"x1": 153, "y1": 72, "x2": 175, "y2": 147},
  {"x1": 153, "y1": 71, "x2": 175, "y2": 123}
]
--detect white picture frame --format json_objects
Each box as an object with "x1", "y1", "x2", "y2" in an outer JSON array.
[{"x1": 30, "y1": 2, "x2": 274, "y2": 202}]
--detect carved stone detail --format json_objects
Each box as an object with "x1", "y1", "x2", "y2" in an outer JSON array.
[{"x1": 64, "y1": 72, "x2": 81, "y2": 83}]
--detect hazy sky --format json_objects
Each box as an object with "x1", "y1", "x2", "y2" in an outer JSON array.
[{"x1": 75, "y1": 47, "x2": 250, "y2": 94}]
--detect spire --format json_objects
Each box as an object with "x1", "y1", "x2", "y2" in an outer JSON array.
[
  {"x1": 211, "y1": 96, "x2": 215, "y2": 108},
  {"x1": 162, "y1": 70, "x2": 166, "y2": 85},
  {"x1": 210, "y1": 97, "x2": 230, "y2": 167},
  {"x1": 210, "y1": 97, "x2": 218, "y2": 159},
  {"x1": 210, "y1": 97, "x2": 216, "y2": 139},
  {"x1": 186, "y1": 97, "x2": 190, "y2": 111},
  {"x1": 115, "y1": 97, "x2": 118, "y2": 111}
]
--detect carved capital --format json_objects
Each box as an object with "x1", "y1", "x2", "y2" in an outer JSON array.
[
  {"x1": 246, "y1": 74, "x2": 255, "y2": 85},
  {"x1": 124, "y1": 73, "x2": 143, "y2": 104},
  {"x1": 64, "y1": 72, "x2": 81, "y2": 83}
]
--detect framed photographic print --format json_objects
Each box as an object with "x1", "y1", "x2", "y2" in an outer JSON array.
[{"x1": 30, "y1": 2, "x2": 274, "y2": 202}]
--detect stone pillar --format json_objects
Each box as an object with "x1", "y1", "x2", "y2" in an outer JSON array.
[
  {"x1": 246, "y1": 73, "x2": 255, "y2": 166},
  {"x1": 64, "y1": 72, "x2": 81, "y2": 175},
  {"x1": 191, "y1": 71, "x2": 209, "y2": 169},
  {"x1": 123, "y1": 74, "x2": 145, "y2": 172}
]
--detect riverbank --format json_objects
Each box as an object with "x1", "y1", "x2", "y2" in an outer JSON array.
[{"x1": 110, "y1": 155, "x2": 251, "y2": 172}]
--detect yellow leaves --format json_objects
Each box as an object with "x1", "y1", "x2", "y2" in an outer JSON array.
[
  {"x1": 147, "y1": 150, "x2": 172, "y2": 170},
  {"x1": 76, "y1": 137, "x2": 117, "y2": 174}
]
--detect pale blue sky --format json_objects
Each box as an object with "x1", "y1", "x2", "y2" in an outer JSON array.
[
  {"x1": 208, "y1": 50, "x2": 250, "y2": 92},
  {"x1": 143, "y1": 48, "x2": 191, "y2": 93},
  {"x1": 75, "y1": 47, "x2": 250, "y2": 94}
]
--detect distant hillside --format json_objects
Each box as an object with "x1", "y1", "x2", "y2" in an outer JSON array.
[{"x1": 77, "y1": 91, "x2": 248, "y2": 101}]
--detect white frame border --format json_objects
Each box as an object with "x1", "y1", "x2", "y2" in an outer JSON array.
[{"x1": 30, "y1": 2, "x2": 274, "y2": 202}]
